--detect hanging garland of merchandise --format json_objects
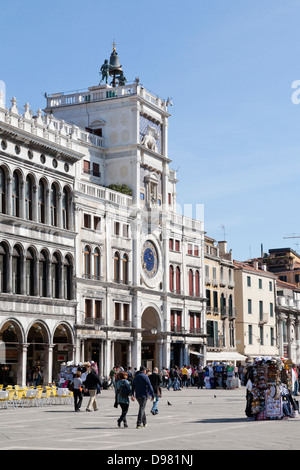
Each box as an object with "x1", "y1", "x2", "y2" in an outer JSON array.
[{"x1": 245, "y1": 357, "x2": 299, "y2": 421}]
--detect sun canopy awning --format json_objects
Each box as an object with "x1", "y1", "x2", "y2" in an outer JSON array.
[{"x1": 205, "y1": 351, "x2": 247, "y2": 362}]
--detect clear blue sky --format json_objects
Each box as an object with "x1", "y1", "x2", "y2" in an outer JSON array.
[{"x1": 1, "y1": 0, "x2": 300, "y2": 261}]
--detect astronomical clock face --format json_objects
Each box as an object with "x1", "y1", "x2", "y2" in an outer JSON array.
[{"x1": 141, "y1": 240, "x2": 158, "y2": 279}]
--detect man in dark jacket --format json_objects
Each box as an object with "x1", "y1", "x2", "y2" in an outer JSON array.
[
  {"x1": 149, "y1": 367, "x2": 162, "y2": 415},
  {"x1": 84, "y1": 366, "x2": 101, "y2": 412},
  {"x1": 131, "y1": 366, "x2": 154, "y2": 428}
]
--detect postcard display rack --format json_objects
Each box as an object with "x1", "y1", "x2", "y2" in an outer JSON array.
[{"x1": 248, "y1": 358, "x2": 299, "y2": 420}]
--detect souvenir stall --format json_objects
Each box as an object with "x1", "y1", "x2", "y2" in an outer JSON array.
[
  {"x1": 203, "y1": 362, "x2": 241, "y2": 389},
  {"x1": 245, "y1": 357, "x2": 299, "y2": 421}
]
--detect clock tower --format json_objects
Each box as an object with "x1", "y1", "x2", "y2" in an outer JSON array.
[{"x1": 44, "y1": 45, "x2": 205, "y2": 372}]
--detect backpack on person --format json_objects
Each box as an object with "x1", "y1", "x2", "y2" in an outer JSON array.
[{"x1": 119, "y1": 380, "x2": 130, "y2": 398}]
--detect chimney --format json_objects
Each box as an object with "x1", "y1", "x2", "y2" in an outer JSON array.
[{"x1": 218, "y1": 241, "x2": 227, "y2": 255}]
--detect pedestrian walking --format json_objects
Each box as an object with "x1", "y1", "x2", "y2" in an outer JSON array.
[
  {"x1": 161, "y1": 367, "x2": 169, "y2": 388},
  {"x1": 84, "y1": 365, "x2": 101, "y2": 412},
  {"x1": 149, "y1": 367, "x2": 162, "y2": 415},
  {"x1": 167, "y1": 366, "x2": 181, "y2": 391},
  {"x1": 131, "y1": 366, "x2": 154, "y2": 428},
  {"x1": 197, "y1": 366, "x2": 204, "y2": 389},
  {"x1": 181, "y1": 365, "x2": 188, "y2": 387},
  {"x1": 115, "y1": 371, "x2": 132, "y2": 427},
  {"x1": 72, "y1": 371, "x2": 84, "y2": 412}
]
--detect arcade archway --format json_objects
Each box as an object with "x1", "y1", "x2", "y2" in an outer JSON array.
[
  {"x1": 141, "y1": 306, "x2": 162, "y2": 371},
  {"x1": 0, "y1": 320, "x2": 24, "y2": 386}
]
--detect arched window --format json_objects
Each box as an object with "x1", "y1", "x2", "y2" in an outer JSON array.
[
  {"x1": 114, "y1": 252, "x2": 120, "y2": 282},
  {"x1": 94, "y1": 248, "x2": 101, "y2": 280},
  {"x1": 195, "y1": 270, "x2": 200, "y2": 297},
  {"x1": 176, "y1": 266, "x2": 181, "y2": 294},
  {"x1": 220, "y1": 293, "x2": 225, "y2": 315},
  {"x1": 0, "y1": 242, "x2": 7, "y2": 292},
  {"x1": 0, "y1": 167, "x2": 6, "y2": 214},
  {"x1": 229, "y1": 294, "x2": 233, "y2": 315},
  {"x1": 63, "y1": 255, "x2": 72, "y2": 300},
  {"x1": 25, "y1": 175, "x2": 33, "y2": 220},
  {"x1": 84, "y1": 245, "x2": 91, "y2": 278},
  {"x1": 38, "y1": 180, "x2": 45, "y2": 224},
  {"x1": 26, "y1": 248, "x2": 35, "y2": 295},
  {"x1": 39, "y1": 250, "x2": 47, "y2": 297},
  {"x1": 62, "y1": 187, "x2": 69, "y2": 229},
  {"x1": 189, "y1": 269, "x2": 194, "y2": 296},
  {"x1": 51, "y1": 253, "x2": 60, "y2": 298},
  {"x1": 50, "y1": 184, "x2": 57, "y2": 226},
  {"x1": 12, "y1": 171, "x2": 20, "y2": 217},
  {"x1": 169, "y1": 265, "x2": 174, "y2": 292},
  {"x1": 123, "y1": 253, "x2": 129, "y2": 284},
  {"x1": 12, "y1": 245, "x2": 21, "y2": 294}
]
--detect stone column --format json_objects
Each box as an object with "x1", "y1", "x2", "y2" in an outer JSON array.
[
  {"x1": 99, "y1": 340, "x2": 104, "y2": 378},
  {"x1": 277, "y1": 314, "x2": 285, "y2": 358},
  {"x1": 132, "y1": 332, "x2": 142, "y2": 370},
  {"x1": 287, "y1": 316, "x2": 292, "y2": 360},
  {"x1": 43, "y1": 344, "x2": 54, "y2": 385},
  {"x1": 162, "y1": 336, "x2": 171, "y2": 369},
  {"x1": 17, "y1": 343, "x2": 29, "y2": 387},
  {"x1": 105, "y1": 339, "x2": 112, "y2": 379},
  {"x1": 127, "y1": 341, "x2": 132, "y2": 368}
]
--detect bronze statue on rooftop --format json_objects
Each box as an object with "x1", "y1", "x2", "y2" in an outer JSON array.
[{"x1": 99, "y1": 42, "x2": 127, "y2": 87}]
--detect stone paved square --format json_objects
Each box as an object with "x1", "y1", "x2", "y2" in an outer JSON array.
[{"x1": 1, "y1": 387, "x2": 300, "y2": 451}]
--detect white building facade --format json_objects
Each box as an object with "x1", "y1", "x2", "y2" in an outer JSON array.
[
  {"x1": 0, "y1": 48, "x2": 206, "y2": 385},
  {"x1": 234, "y1": 261, "x2": 278, "y2": 359}
]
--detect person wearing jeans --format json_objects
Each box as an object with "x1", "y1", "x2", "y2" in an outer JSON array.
[
  {"x1": 149, "y1": 367, "x2": 162, "y2": 415},
  {"x1": 131, "y1": 366, "x2": 154, "y2": 428},
  {"x1": 72, "y1": 371, "x2": 84, "y2": 412}
]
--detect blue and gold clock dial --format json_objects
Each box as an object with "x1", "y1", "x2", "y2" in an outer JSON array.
[{"x1": 141, "y1": 241, "x2": 158, "y2": 279}]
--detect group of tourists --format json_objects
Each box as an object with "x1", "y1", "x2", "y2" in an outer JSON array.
[{"x1": 69, "y1": 364, "x2": 162, "y2": 429}]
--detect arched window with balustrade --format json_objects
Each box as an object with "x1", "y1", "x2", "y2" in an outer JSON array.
[
  {"x1": 26, "y1": 248, "x2": 35, "y2": 296},
  {"x1": 12, "y1": 245, "x2": 21, "y2": 294},
  {"x1": 0, "y1": 167, "x2": 6, "y2": 214},
  {"x1": 25, "y1": 175, "x2": 33, "y2": 220},
  {"x1": 39, "y1": 250, "x2": 48, "y2": 297},
  {"x1": 12, "y1": 171, "x2": 20, "y2": 217},
  {"x1": 38, "y1": 179, "x2": 46, "y2": 224},
  {"x1": 63, "y1": 255, "x2": 73, "y2": 300},
  {"x1": 0, "y1": 242, "x2": 8, "y2": 292},
  {"x1": 62, "y1": 187, "x2": 70, "y2": 229},
  {"x1": 51, "y1": 253, "x2": 60, "y2": 298},
  {"x1": 50, "y1": 183, "x2": 58, "y2": 226}
]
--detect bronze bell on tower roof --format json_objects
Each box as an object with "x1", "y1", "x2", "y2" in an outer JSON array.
[{"x1": 109, "y1": 42, "x2": 126, "y2": 87}]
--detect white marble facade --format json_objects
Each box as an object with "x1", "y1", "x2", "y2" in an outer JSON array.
[{"x1": 0, "y1": 72, "x2": 206, "y2": 385}]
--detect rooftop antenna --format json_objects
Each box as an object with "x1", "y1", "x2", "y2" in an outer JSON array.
[{"x1": 220, "y1": 224, "x2": 227, "y2": 241}]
